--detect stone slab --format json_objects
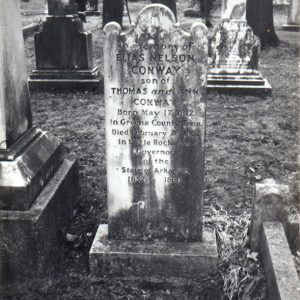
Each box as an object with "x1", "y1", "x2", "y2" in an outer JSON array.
[
  {"x1": 85, "y1": 10, "x2": 102, "y2": 16},
  {"x1": 260, "y1": 222, "x2": 300, "y2": 300},
  {"x1": 22, "y1": 23, "x2": 43, "y2": 39},
  {"x1": 89, "y1": 224, "x2": 218, "y2": 278},
  {"x1": 207, "y1": 73, "x2": 272, "y2": 95},
  {"x1": 0, "y1": 159, "x2": 78, "y2": 285},
  {"x1": 0, "y1": 129, "x2": 64, "y2": 211},
  {"x1": 30, "y1": 66, "x2": 100, "y2": 80},
  {"x1": 28, "y1": 74, "x2": 103, "y2": 92},
  {"x1": 281, "y1": 24, "x2": 300, "y2": 31}
]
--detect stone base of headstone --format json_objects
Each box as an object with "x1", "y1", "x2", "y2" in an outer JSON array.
[
  {"x1": 0, "y1": 158, "x2": 78, "y2": 284},
  {"x1": 29, "y1": 15, "x2": 101, "y2": 91},
  {"x1": 207, "y1": 72, "x2": 272, "y2": 95},
  {"x1": 281, "y1": 24, "x2": 300, "y2": 31},
  {"x1": 85, "y1": 10, "x2": 101, "y2": 16},
  {"x1": 184, "y1": 8, "x2": 202, "y2": 18},
  {"x1": 0, "y1": 128, "x2": 65, "y2": 211},
  {"x1": 89, "y1": 224, "x2": 218, "y2": 279},
  {"x1": 29, "y1": 67, "x2": 103, "y2": 92}
]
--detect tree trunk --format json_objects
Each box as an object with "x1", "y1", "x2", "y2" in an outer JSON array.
[
  {"x1": 102, "y1": 0, "x2": 124, "y2": 28},
  {"x1": 246, "y1": 0, "x2": 280, "y2": 48}
]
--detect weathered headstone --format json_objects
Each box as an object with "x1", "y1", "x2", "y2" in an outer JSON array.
[
  {"x1": 29, "y1": 0, "x2": 101, "y2": 91},
  {"x1": 0, "y1": 0, "x2": 78, "y2": 284},
  {"x1": 282, "y1": 0, "x2": 300, "y2": 31},
  {"x1": 207, "y1": 0, "x2": 272, "y2": 94},
  {"x1": 90, "y1": 4, "x2": 218, "y2": 279}
]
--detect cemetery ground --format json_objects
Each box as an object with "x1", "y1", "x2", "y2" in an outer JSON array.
[{"x1": 8, "y1": 1, "x2": 299, "y2": 299}]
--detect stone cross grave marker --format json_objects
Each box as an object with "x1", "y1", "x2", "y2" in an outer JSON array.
[
  {"x1": 104, "y1": 4, "x2": 208, "y2": 242},
  {"x1": 90, "y1": 5, "x2": 218, "y2": 280}
]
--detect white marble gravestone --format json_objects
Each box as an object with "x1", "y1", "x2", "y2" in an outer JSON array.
[
  {"x1": 90, "y1": 4, "x2": 218, "y2": 279},
  {"x1": 207, "y1": 0, "x2": 272, "y2": 94},
  {"x1": 283, "y1": 0, "x2": 300, "y2": 30},
  {"x1": 288, "y1": 0, "x2": 300, "y2": 24},
  {"x1": 105, "y1": 5, "x2": 207, "y2": 242}
]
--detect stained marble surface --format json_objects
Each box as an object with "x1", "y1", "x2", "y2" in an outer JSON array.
[
  {"x1": 104, "y1": 5, "x2": 208, "y2": 242},
  {"x1": 209, "y1": 20, "x2": 260, "y2": 74},
  {"x1": 0, "y1": 0, "x2": 32, "y2": 150}
]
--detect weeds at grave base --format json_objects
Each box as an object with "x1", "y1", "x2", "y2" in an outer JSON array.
[{"x1": 204, "y1": 205, "x2": 266, "y2": 300}]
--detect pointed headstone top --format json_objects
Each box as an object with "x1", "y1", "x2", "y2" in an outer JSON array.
[{"x1": 47, "y1": 0, "x2": 78, "y2": 15}]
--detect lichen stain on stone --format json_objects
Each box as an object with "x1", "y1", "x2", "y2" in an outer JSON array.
[{"x1": 105, "y1": 5, "x2": 208, "y2": 242}]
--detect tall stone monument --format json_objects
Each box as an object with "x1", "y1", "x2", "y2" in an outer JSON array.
[
  {"x1": 0, "y1": 0, "x2": 78, "y2": 286},
  {"x1": 29, "y1": 0, "x2": 102, "y2": 91},
  {"x1": 282, "y1": 0, "x2": 300, "y2": 31},
  {"x1": 89, "y1": 4, "x2": 218, "y2": 279},
  {"x1": 207, "y1": 0, "x2": 272, "y2": 94}
]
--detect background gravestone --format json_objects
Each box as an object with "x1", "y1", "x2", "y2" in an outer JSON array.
[
  {"x1": 207, "y1": 0, "x2": 272, "y2": 94},
  {"x1": 282, "y1": 0, "x2": 300, "y2": 31},
  {"x1": 0, "y1": 0, "x2": 78, "y2": 284},
  {"x1": 90, "y1": 4, "x2": 218, "y2": 279},
  {"x1": 29, "y1": 0, "x2": 101, "y2": 91}
]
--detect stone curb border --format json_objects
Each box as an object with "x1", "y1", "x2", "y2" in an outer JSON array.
[
  {"x1": 22, "y1": 23, "x2": 43, "y2": 39},
  {"x1": 260, "y1": 222, "x2": 300, "y2": 300}
]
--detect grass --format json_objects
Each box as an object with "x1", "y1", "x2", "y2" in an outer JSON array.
[{"x1": 6, "y1": 1, "x2": 300, "y2": 299}]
